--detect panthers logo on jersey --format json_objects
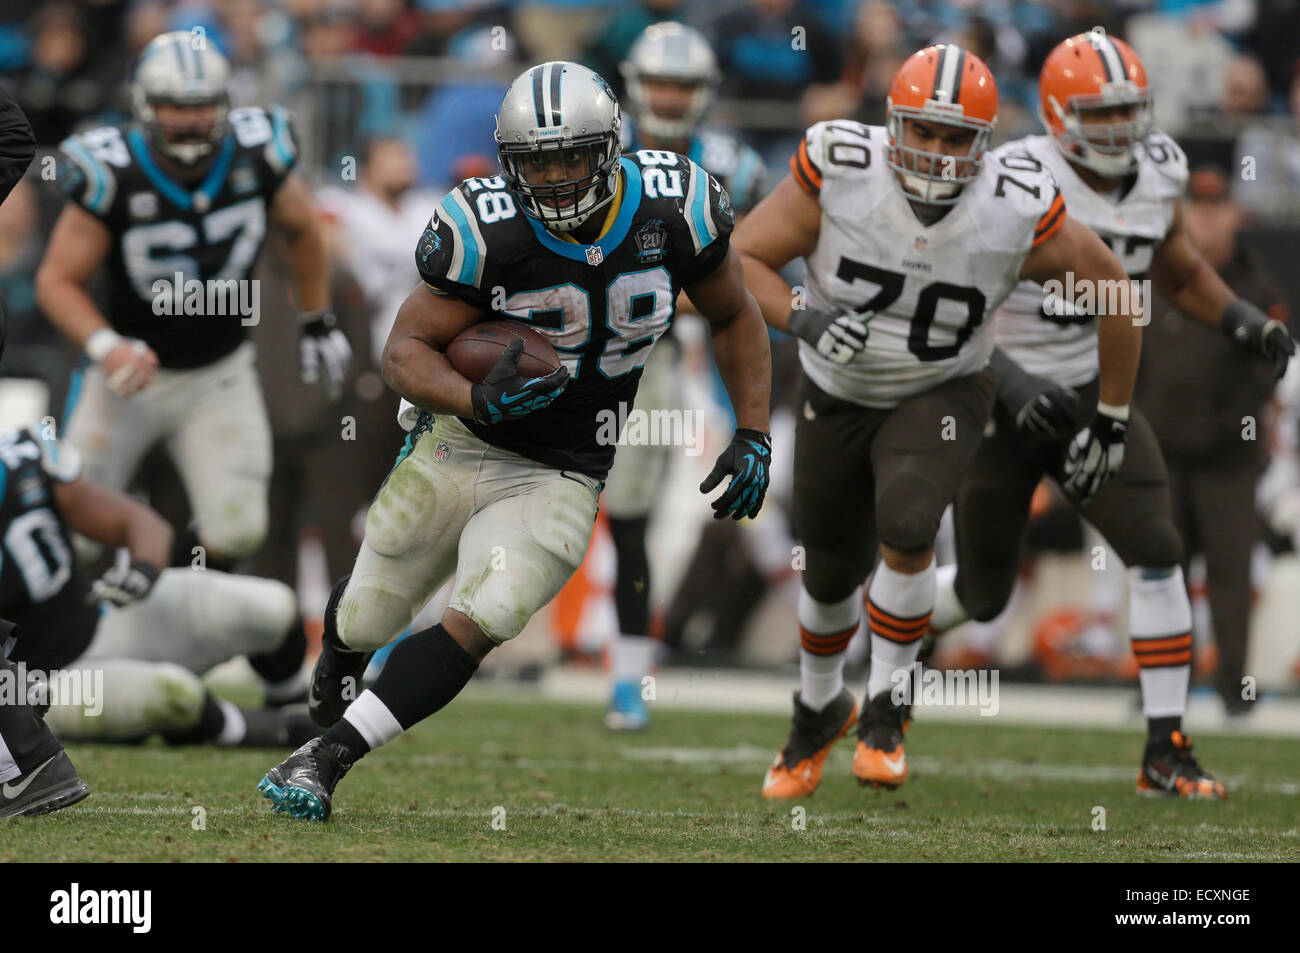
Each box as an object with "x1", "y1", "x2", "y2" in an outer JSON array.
[
  {"x1": 415, "y1": 149, "x2": 734, "y2": 476},
  {"x1": 54, "y1": 106, "x2": 299, "y2": 369}
]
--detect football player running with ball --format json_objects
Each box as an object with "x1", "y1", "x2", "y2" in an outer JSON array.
[
  {"x1": 258, "y1": 62, "x2": 773, "y2": 821},
  {"x1": 736, "y1": 45, "x2": 1143, "y2": 797},
  {"x1": 928, "y1": 31, "x2": 1294, "y2": 799}
]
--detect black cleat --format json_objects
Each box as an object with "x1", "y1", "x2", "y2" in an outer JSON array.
[
  {"x1": 1137, "y1": 730, "x2": 1226, "y2": 799},
  {"x1": 257, "y1": 738, "x2": 354, "y2": 822},
  {"x1": 0, "y1": 751, "x2": 90, "y2": 818}
]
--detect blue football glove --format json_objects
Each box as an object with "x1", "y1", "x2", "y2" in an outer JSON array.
[
  {"x1": 700, "y1": 428, "x2": 772, "y2": 520},
  {"x1": 470, "y1": 337, "x2": 570, "y2": 425}
]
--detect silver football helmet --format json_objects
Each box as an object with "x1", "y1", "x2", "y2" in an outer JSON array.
[
  {"x1": 621, "y1": 23, "x2": 719, "y2": 141},
  {"x1": 131, "y1": 31, "x2": 231, "y2": 167},
  {"x1": 496, "y1": 61, "x2": 623, "y2": 233}
]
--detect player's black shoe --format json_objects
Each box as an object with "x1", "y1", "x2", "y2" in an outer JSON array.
[
  {"x1": 0, "y1": 751, "x2": 90, "y2": 818},
  {"x1": 1137, "y1": 730, "x2": 1226, "y2": 799},
  {"x1": 258, "y1": 738, "x2": 355, "y2": 822}
]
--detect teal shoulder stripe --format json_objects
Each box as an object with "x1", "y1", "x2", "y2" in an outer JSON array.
[
  {"x1": 439, "y1": 192, "x2": 479, "y2": 286},
  {"x1": 60, "y1": 138, "x2": 110, "y2": 215},
  {"x1": 689, "y1": 161, "x2": 714, "y2": 249},
  {"x1": 271, "y1": 107, "x2": 295, "y2": 169}
]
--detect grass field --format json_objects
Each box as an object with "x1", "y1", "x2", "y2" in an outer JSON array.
[{"x1": 6, "y1": 690, "x2": 1299, "y2": 862}]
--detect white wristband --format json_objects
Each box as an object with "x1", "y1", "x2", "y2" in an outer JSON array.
[
  {"x1": 1096, "y1": 401, "x2": 1131, "y2": 421},
  {"x1": 85, "y1": 328, "x2": 125, "y2": 363}
]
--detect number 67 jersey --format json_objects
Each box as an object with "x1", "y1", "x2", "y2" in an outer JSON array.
[
  {"x1": 793, "y1": 121, "x2": 1065, "y2": 408},
  {"x1": 415, "y1": 150, "x2": 735, "y2": 478},
  {"x1": 54, "y1": 106, "x2": 297, "y2": 369}
]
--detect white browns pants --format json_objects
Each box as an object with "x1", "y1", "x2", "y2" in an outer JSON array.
[
  {"x1": 337, "y1": 414, "x2": 601, "y2": 650},
  {"x1": 42, "y1": 568, "x2": 296, "y2": 741},
  {"x1": 63, "y1": 341, "x2": 273, "y2": 560}
]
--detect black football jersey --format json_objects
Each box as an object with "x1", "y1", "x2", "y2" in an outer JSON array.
[
  {"x1": 415, "y1": 150, "x2": 736, "y2": 477},
  {"x1": 55, "y1": 106, "x2": 299, "y2": 369},
  {"x1": 0, "y1": 428, "x2": 99, "y2": 670},
  {"x1": 624, "y1": 126, "x2": 769, "y2": 214}
]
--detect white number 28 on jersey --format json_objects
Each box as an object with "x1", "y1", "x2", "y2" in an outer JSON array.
[{"x1": 500, "y1": 268, "x2": 673, "y2": 379}]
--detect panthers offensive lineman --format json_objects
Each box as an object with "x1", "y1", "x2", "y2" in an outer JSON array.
[
  {"x1": 36, "y1": 31, "x2": 350, "y2": 570},
  {"x1": 929, "y1": 32, "x2": 1294, "y2": 798},
  {"x1": 737, "y1": 45, "x2": 1143, "y2": 796},
  {"x1": 602, "y1": 22, "x2": 770, "y2": 730},
  {"x1": 258, "y1": 62, "x2": 773, "y2": 821}
]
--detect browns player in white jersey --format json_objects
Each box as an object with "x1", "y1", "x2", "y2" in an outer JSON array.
[
  {"x1": 930, "y1": 31, "x2": 1294, "y2": 799},
  {"x1": 737, "y1": 45, "x2": 1143, "y2": 796}
]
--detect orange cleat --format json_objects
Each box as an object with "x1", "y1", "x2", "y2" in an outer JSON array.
[
  {"x1": 852, "y1": 690, "x2": 910, "y2": 789},
  {"x1": 761, "y1": 690, "x2": 857, "y2": 799},
  {"x1": 1137, "y1": 730, "x2": 1226, "y2": 799}
]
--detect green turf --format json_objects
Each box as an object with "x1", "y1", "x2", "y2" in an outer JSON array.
[{"x1": 5, "y1": 691, "x2": 1299, "y2": 861}]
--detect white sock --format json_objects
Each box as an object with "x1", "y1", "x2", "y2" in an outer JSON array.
[
  {"x1": 866, "y1": 560, "x2": 935, "y2": 702},
  {"x1": 215, "y1": 699, "x2": 247, "y2": 746},
  {"x1": 931, "y1": 563, "x2": 970, "y2": 633},
  {"x1": 797, "y1": 586, "x2": 860, "y2": 710},
  {"x1": 1129, "y1": 567, "x2": 1192, "y2": 718},
  {"x1": 343, "y1": 690, "x2": 405, "y2": 751},
  {"x1": 610, "y1": 634, "x2": 656, "y2": 684}
]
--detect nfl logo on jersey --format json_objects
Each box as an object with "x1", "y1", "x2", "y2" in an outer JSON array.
[
  {"x1": 434, "y1": 442, "x2": 451, "y2": 462},
  {"x1": 586, "y1": 245, "x2": 604, "y2": 266}
]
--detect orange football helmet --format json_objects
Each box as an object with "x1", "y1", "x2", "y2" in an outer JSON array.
[
  {"x1": 1039, "y1": 28, "x2": 1152, "y2": 177},
  {"x1": 886, "y1": 44, "x2": 998, "y2": 205}
]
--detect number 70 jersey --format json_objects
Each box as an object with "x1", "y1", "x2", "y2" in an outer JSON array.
[
  {"x1": 794, "y1": 122, "x2": 1065, "y2": 408},
  {"x1": 415, "y1": 150, "x2": 735, "y2": 478}
]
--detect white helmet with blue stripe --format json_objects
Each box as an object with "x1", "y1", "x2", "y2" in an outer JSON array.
[
  {"x1": 131, "y1": 30, "x2": 231, "y2": 167},
  {"x1": 495, "y1": 61, "x2": 622, "y2": 233}
]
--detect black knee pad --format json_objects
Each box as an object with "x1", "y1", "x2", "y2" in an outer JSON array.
[
  {"x1": 875, "y1": 474, "x2": 944, "y2": 555},
  {"x1": 955, "y1": 569, "x2": 1015, "y2": 624},
  {"x1": 1119, "y1": 516, "x2": 1184, "y2": 569}
]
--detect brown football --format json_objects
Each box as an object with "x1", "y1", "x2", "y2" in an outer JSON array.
[{"x1": 446, "y1": 320, "x2": 561, "y2": 384}]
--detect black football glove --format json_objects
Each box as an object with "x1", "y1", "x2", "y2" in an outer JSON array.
[
  {"x1": 1061, "y1": 405, "x2": 1128, "y2": 504},
  {"x1": 700, "y1": 428, "x2": 772, "y2": 520},
  {"x1": 90, "y1": 560, "x2": 160, "y2": 608},
  {"x1": 990, "y1": 348, "x2": 1081, "y2": 441},
  {"x1": 299, "y1": 308, "x2": 352, "y2": 401},
  {"x1": 470, "y1": 337, "x2": 570, "y2": 425},
  {"x1": 787, "y1": 307, "x2": 872, "y2": 365},
  {"x1": 1221, "y1": 298, "x2": 1295, "y2": 381}
]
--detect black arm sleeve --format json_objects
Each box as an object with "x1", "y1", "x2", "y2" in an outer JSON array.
[{"x1": 0, "y1": 85, "x2": 35, "y2": 206}]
